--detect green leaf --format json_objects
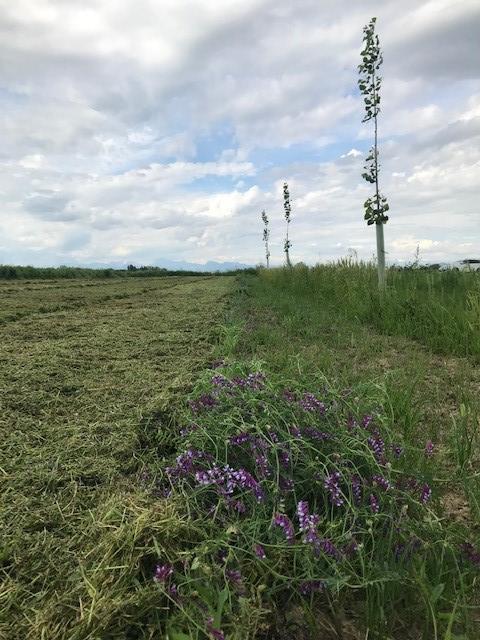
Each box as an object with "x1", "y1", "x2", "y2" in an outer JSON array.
[{"x1": 430, "y1": 583, "x2": 445, "y2": 604}]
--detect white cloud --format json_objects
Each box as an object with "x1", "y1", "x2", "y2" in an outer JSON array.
[{"x1": 0, "y1": 0, "x2": 479, "y2": 267}]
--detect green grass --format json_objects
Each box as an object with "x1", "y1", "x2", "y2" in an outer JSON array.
[
  {"x1": 0, "y1": 276, "x2": 233, "y2": 639},
  {"x1": 1, "y1": 268, "x2": 479, "y2": 639},
  {"x1": 258, "y1": 262, "x2": 480, "y2": 361}
]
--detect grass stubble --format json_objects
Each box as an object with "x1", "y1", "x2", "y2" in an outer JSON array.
[{"x1": 1, "y1": 266, "x2": 479, "y2": 639}]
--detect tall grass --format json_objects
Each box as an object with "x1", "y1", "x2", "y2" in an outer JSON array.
[{"x1": 258, "y1": 263, "x2": 480, "y2": 361}]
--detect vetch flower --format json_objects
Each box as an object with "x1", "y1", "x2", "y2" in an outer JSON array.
[
  {"x1": 371, "y1": 474, "x2": 390, "y2": 491},
  {"x1": 296, "y1": 500, "x2": 320, "y2": 545},
  {"x1": 206, "y1": 617, "x2": 225, "y2": 640},
  {"x1": 424, "y1": 440, "x2": 434, "y2": 457},
  {"x1": 254, "y1": 544, "x2": 266, "y2": 559},
  {"x1": 351, "y1": 474, "x2": 362, "y2": 505},
  {"x1": 299, "y1": 392, "x2": 326, "y2": 414},
  {"x1": 369, "y1": 494, "x2": 380, "y2": 514},
  {"x1": 154, "y1": 563, "x2": 173, "y2": 583},
  {"x1": 273, "y1": 513, "x2": 295, "y2": 543},
  {"x1": 324, "y1": 471, "x2": 344, "y2": 507},
  {"x1": 420, "y1": 483, "x2": 432, "y2": 505},
  {"x1": 299, "y1": 580, "x2": 325, "y2": 596}
]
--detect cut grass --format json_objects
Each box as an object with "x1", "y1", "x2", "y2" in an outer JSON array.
[{"x1": 0, "y1": 276, "x2": 233, "y2": 639}]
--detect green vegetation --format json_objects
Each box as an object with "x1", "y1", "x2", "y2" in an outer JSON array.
[
  {"x1": 258, "y1": 262, "x2": 480, "y2": 361},
  {"x1": 1, "y1": 267, "x2": 479, "y2": 639},
  {"x1": 0, "y1": 264, "x2": 254, "y2": 281}
]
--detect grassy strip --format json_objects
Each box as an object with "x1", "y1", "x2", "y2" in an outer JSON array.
[{"x1": 257, "y1": 263, "x2": 480, "y2": 361}]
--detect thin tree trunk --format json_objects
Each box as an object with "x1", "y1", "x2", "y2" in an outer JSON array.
[{"x1": 376, "y1": 221, "x2": 386, "y2": 291}]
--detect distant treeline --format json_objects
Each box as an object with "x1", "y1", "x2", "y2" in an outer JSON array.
[{"x1": 0, "y1": 264, "x2": 255, "y2": 280}]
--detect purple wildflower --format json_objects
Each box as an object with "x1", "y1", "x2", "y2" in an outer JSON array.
[
  {"x1": 297, "y1": 501, "x2": 320, "y2": 545},
  {"x1": 167, "y1": 583, "x2": 180, "y2": 602},
  {"x1": 273, "y1": 513, "x2": 295, "y2": 543},
  {"x1": 369, "y1": 494, "x2": 380, "y2": 514},
  {"x1": 282, "y1": 389, "x2": 296, "y2": 402},
  {"x1": 153, "y1": 563, "x2": 173, "y2": 583},
  {"x1": 211, "y1": 374, "x2": 231, "y2": 388},
  {"x1": 424, "y1": 440, "x2": 434, "y2": 457},
  {"x1": 299, "y1": 392, "x2": 326, "y2": 414},
  {"x1": 206, "y1": 617, "x2": 225, "y2": 640},
  {"x1": 229, "y1": 432, "x2": 251, "y2": 446},
  {"x1": 303, "y1": 427, "x2": 333, "y2": 441},
  {"x1": 254, "y1": 544, "x2": 266, "y2": 559},
  {"x1": 394, "y1": 537, "x2": 422, "y2": 561},
  {"x1": 324, "y1": 471, "x2": 344, "y2": 507},
  {"x1": 189, "y1": 393, "x2": 217, "y2": 413},
  {"x1": 226, "y1": 569, "x2": 247, "y2": 595},
  {"x1": 351, "y1": 474, "x2": 362, "y2": 505},
  {"x1": 318, "y1": 538, "x2": 340, "y2": 559},
  {"x1": 361, "y1": 414, "x2": 374, "y2": 429},
  {"x1": 253, "y1": 451, "x2": 271, "y2": 478},
  {"x1": 391, "y1": 443, "x2": 403, "y2": 458},
  {"x1": 371, "y1": 474, "x2": 391, "y2": 491},
  {"x1": 420, "y1": 483, "x2": 432, "y2": 505},
  {"x1": 299, "y1": 580, "x2": 325, "y2": 596},
  {"x1": 368, "y1": 435, "x2": 386, "y2": 463}
]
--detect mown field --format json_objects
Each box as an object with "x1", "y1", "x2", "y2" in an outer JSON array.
[
  {"x1": 1, "y1": 267, "x2": 479, "y2": 640},
  {"x1": 0, "y1": 275, "x2": 233, "y2": 639}
]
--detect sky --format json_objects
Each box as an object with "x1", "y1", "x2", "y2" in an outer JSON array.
[{"x1": 0, "y1": 0, "x2": 479, "y2": 268}]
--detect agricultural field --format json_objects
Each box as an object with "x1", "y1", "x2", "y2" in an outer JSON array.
[
  {"x1": 0, "y1": 275, "x2": 233, "y2": 639},
  {"x1": 1, "y1": 267, "x2": 479, "y2": 639}
]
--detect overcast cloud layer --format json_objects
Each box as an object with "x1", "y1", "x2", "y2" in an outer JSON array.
[{"x1": 0, "y1": 0, "x2": 479, "y2": 267}]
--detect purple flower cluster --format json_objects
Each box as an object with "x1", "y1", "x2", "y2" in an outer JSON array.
[
  {"x1": 231, "y1": 372, "x2": 266, "y2": 390},
  {"x1": 153, "y1": 563, "x2": 173, "y2": 583},
  {"x1": 282, "y1": 389, "x2": 296, "y2": 402},
  {"x1": 369, "y1": 494, "x2": 380, "y2": 513},
  {"x1": 289, "y1": 425, "x2": 302, "y2": 438},
  {"x1": 166, "y1": 449, "x2": 212, "y2": 480},
  {"x1": 394, "y1": 537, "x2": 422, "y2": 561},
  {"x1": 299, "y1": 392, "x2": 326, "y2": 414},
  {"x1": 254, "y1": 544, "x2": 266, "y2": 559},
  {"x1": 391, "y1": 443, "x2": 403, "y2": 458},
  {"x1": 419, "y1": 483, "x2": 432, "y2": 505},
  {"x1": 424, "y1": 440, "x2": 434, "y2": 457},
  {"x1": 324, "y1": 471, "x2": 344, "y2": 507},
  {"x1": 211, "y1": 374, "x2": 231, "y2": 388},
  {"x1": 206, "y1": 617, "x2": 225, "y2": 640},
  {"x1": 299, "y1": 580, "x2": 325, "y2": 596},
  {"x1": 367, "y1": 434, "x2": 385, "y2": 463},
  {"x1": 297, "y1": 501, "x2": 320, "y2": 545},
  {"x1": 195, "y1": 464, "x2": 265, "y2": 502},
  {"x1": 229, "y1": 432, "x2": 251, "y2": 446},
  {"x1": 189, "y1": 393, "x2": 217, "y2": 413},
  {"x1": 371, "y1": 474, "x2": 390, "y2": 491},
  {"x1": 351, "y1": 474, "x2": 362, "y2": 505},
  {"x1": 273, "y1": 513, "x2": 295, "y2": 543},
  {"x1": 303, "y1": 427, "x2": 333, "y2": 441},
  {"x1": 318, "y1": 538, "x2": 340, "y2": 559}
]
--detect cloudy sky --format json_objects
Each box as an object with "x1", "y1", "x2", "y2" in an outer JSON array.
[{"x1": 0, "y1": 0, "x2": 479, "y2": 267}]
